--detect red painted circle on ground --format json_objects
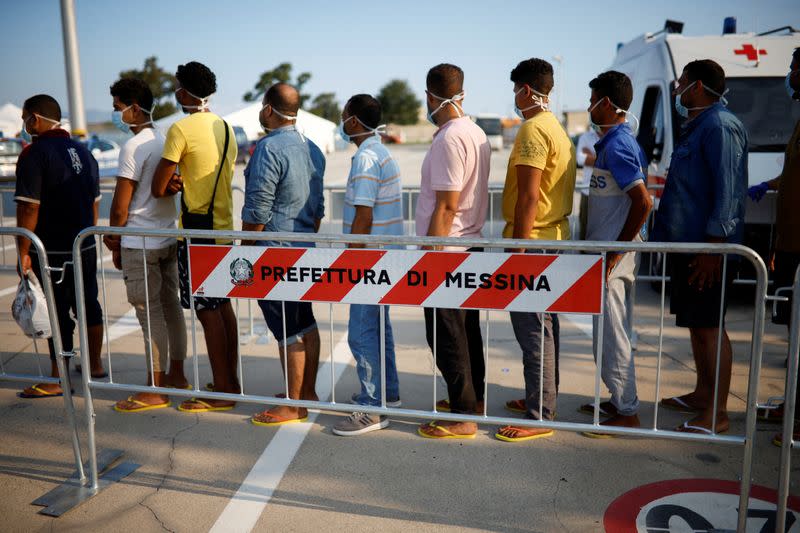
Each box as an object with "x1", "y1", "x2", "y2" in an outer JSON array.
[{"x1": 604, "y1": 478, "x2": 800, "y2": 532}]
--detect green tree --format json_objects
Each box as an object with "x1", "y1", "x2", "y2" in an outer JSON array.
[
  {"x1": 243, "y1": 62, "x2": 312, "y2": 107},
  {"x1": 308, "y1": 93, "x2": 341, "y2": 123},
  {"x1": 119, "y1": 56, "x2": 177, "y2": 120},
  {"x1": 377, "y1": 80, "x2": 422, "y2": 125}
]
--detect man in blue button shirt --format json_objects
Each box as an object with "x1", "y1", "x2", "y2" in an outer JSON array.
[
  {"x1": 242, "y1": 83, "x2": 325, "y2": 426},
  {"x1": 580, "y1": 71, "x2": 652, "y2": 436},
  {"x1": 652, "y1": 59, "x2": 749, "y2": 435}
]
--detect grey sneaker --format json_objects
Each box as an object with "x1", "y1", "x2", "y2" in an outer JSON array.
[
  {"x1": 350, "y1": 393, "x2": 402, "y2": 408},
  {"x1": 332, "y1": 412, "x2": 389, "y2": 436}
]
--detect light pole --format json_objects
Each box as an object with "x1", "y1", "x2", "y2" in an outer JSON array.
[
  {"x1": 552, "y1": 55, "x2": 564, "y2": 124},
  {"x1": 60, "y1": 0, "x2": 87, "y2": 137}
]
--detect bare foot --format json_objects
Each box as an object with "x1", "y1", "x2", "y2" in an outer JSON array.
[
  {"x1": 115, "y1": 393, "x2": 169, "y2": 411},
  {"x1": 20, "y1": 383, "x2": 63, "y2": 397},
  {"x1": 677, "y1": 410, "x2": 729, "y2": 434},
  {"x1": 264, "y1": 405, "x2": 308, "y2": 421},
  {"x1": 417, "y1": 421, "x2": 478, "y2": 439}
]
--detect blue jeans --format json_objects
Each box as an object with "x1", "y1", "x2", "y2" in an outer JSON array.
[{"x1": 348, "y1": 304, "x2": 399, "y2": 406}]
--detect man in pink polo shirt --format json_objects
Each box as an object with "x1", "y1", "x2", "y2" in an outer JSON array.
[{"x1": 415, "y1": 63, "x2": 491, "y2": 440}]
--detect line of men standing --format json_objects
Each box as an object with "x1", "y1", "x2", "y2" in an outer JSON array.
[{"x1": 14, "y1": 53, "x2": 763, "y2": 442}]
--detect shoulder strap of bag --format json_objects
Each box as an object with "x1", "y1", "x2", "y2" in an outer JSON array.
[{"x1": 206, "y1": 119, "x2": 230, "y2": 216}]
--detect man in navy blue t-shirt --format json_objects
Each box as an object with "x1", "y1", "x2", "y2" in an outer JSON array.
[{"x1": 15, "y1": 94, "x2": 105, "y2": 398}]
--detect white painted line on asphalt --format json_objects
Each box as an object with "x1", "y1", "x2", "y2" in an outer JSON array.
[
  {"x1": 0, "y1": 284, "x2": 17, "y2": 298},
  {"x1": 209, "y1": 333, "x2": 352, "y2": 533},
  {"x1": 106, "y1": 307, "x2": 140, "y2": 343},
  {"x1": 562, "y1": 313, "x2": 593, "y2": 338}
]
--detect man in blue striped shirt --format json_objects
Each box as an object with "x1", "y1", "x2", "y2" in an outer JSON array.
[{"x1": 333, "y1": 94, "x2": 404, "y2": 436}]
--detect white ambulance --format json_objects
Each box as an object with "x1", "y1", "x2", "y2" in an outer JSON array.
[{"x1": 610, "y1": 20, "x2": 800, "y2": 261}]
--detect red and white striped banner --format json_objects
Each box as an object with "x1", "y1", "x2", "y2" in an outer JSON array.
[{"x1": 189, "y1": 245, "x2": 604, "y2": 314}]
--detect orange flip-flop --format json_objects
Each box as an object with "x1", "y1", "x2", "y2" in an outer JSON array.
[
  {"x1": 505, "y1": 399, "x2": 527, "y2": 414},
  {"x1": 495, "y1": 425, "x2": 554, "y2": 442}
]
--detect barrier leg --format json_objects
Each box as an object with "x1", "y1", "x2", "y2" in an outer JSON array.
[
  {"x1": 776, "y1": 268, "x2": 800, "y2": 532},
  {"x1": 33, "y1": 234, "x2": 140, "y2": 516},
  {"x1": 56, "y1": 351, "x2": 85, "y2": 482},
  {"x1": 737, "y1": 256, "x2": 768, "y2": 532}
]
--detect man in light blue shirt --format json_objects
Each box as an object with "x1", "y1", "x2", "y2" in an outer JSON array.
[
  {"x1": 332, "y1": 94, "x2": 404, "y2": 437},
  {"x1": 242, "y1": 83, "x2": 325, "y2": 427}
]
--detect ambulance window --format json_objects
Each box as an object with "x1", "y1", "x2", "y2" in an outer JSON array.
[
  {"x1": 636, "y1": 86, "x2": 665, "y2": 164},
  {"x1": 726, "y1": 77, "x2": 800, "y2": 152}
]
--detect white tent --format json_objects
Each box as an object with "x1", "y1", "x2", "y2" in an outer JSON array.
[
  {"x1": 0, "y1": 103, "x2": 23, "y2": 137},
  {"x1": 224, "y1": 104, "x2": 337, "y2": 153},
  {"x1": 0, "y1": 102, "x2": 72, "y2": 137},
  {"x1": 155, "y1": 105, "x2": 338, "y2": 154}
]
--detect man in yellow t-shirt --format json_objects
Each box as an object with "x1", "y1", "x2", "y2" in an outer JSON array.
[
  {"x1": 496, "y1": 58, "x2": 576, "y2": 444},
  {"x1": 152, "y1": 61, "x2": 239, "y2": 412}
]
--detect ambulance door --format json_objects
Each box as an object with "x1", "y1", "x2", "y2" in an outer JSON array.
[{"x1": 635, "y1": 81, "x2": 671, "y2": 202}]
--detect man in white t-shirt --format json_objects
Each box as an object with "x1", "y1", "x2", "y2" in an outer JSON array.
[{"x1": 103, "y1": 78, "x2": 188, "y2": 413}]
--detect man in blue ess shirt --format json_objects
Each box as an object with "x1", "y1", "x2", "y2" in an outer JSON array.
[
  {"x1": 332, "y1": 94, "x2": 404, "y2": 437},
  {"x1": 581, "y1": 71, "x2": 652, "y2": 436},
  {"x1": 652, "y1": 59, "x2": 748, "y2": 435},
  {"x1": 241, "y1": 83, "x2": 325, "y2": 427}
]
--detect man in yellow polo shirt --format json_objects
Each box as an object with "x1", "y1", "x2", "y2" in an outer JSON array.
[
  {"x1": 496, "y1": 57, "x2": 576, "y2": 443},
  {"x1": 152, "y1": 61, "x2": 239, "y2": 412}
]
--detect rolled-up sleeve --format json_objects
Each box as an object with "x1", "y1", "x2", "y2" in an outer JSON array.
[
  {"x1": 703, "y1": 125, "x2": 748, "y2": 238},
  {"x1": 242, "y1": 142, "x2": 281, "y2": 225}
]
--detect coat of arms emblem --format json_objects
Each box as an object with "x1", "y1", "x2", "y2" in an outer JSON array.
[{"x1": 230, "y1": 258, "x2": 254, "y2": 287}]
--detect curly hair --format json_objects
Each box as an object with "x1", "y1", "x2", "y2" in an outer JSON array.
[
  {"x1": 109, "y1": 77, "x2": 154, "y2": 110},
  {"x1": 175, "y1": 61, "x2": 217, "y2": 98}
]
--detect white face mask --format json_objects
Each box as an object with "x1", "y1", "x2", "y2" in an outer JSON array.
[
  {"x1": 176, "y1": 87, "x2": 212, "y2": 112},
  {"x1": 587, "y1": 96, "x2": 639, "y2": 133},
  {"x1": 675, "y1": 80, "x2": 729, "y2": 117},
  {"x1": 338, "y1": 115, "x2": 386, "y2": 143},
  {"x1": 21, "y1": 113, "x2": 61, "y2": 141},
  {"x1": 426, "y1": 91, "x2": 465, "y2": 125},
  {"x1": 514, "y1": 85, "x2": 549, "y2": 119},
  {"x1": 260, "y1": 104, "x2": 298, "y2": 132},
  {"x1": 112, "y1": 104, "x2": 153, "y2": 133}
]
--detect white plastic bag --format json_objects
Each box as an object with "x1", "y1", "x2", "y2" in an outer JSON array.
[{"x1": 12, "y1": 272, "x2": 52, "y2": 339}]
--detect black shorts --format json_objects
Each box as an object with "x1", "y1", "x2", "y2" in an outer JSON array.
[
  {"x1": 177, "y1": 240, "x2": 228, "y2": 312},
  {"x1": 772, "y1": 251, "x2": 800, "y2": 326},
  {"x1": 669, "y1": 253, "x2": 734, "y2": 329},
  {"x1": 258, "y1": 300, "x2": 317, "y2": 345},
  {"x1": 30, "y1": 247, "x2": 103, "y2": 359}
]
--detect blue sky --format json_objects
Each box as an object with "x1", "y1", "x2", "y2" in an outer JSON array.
[{"x1": 1, "y1": 0, "x2": 796, "y2": 121}]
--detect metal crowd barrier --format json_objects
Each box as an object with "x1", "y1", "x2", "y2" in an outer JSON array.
[
  {"x1": 72, "y1": 226, "x2": 768, "y2": 531},
  {"x1": 322, "y1": 183, "x2": 506, "y2": 238},
  {"x1": 0, "y1": 183, "x2": 117, "y2": 271},
  {"x1": 0, "y1": 227, "x2": 91, "y2": 515},
  {"x1": 776, "y1": 265, "x2": 800, "y2": 532}
]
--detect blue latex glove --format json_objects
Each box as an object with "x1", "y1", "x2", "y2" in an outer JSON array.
[{"x1": 748, "y1": 182, "x2": 770, "y2": 202}]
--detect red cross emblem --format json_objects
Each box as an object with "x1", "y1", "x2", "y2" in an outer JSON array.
[{"x1": 734, "y1": 44, "x2": 767, "y2": 61}]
